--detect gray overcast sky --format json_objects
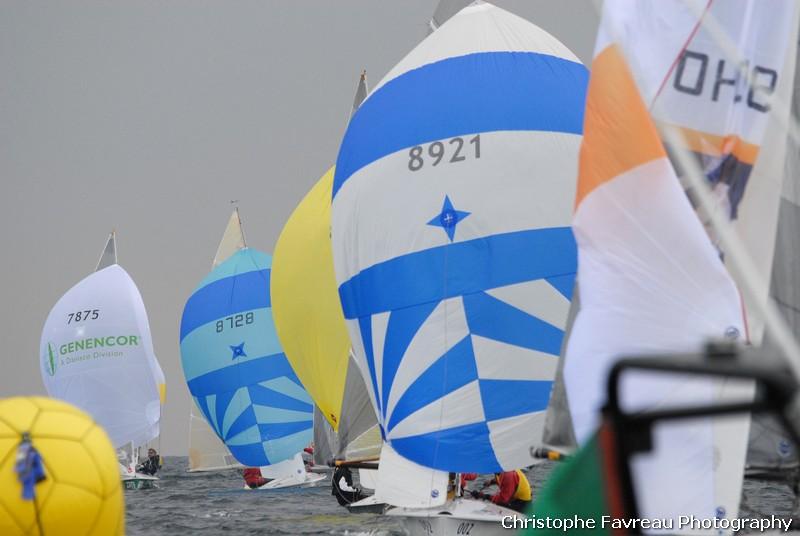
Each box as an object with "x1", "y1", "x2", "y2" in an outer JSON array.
[{"x1": 0, "y1": 1, "x2": 599, "y2": 454}]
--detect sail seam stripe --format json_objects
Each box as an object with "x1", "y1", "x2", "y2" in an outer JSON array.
[{"x1": 333, "y1": 51, "x2": 588, "y2": 198}]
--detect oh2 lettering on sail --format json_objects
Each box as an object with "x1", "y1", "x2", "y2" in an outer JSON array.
[
  {"x1": 672, "y1": 49, "x2": 777, "y2": 112},
  {"x1": 408, "y1": 135, "x2": 481, "y2": 171}
]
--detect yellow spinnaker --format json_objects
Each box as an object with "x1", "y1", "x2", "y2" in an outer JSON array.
[{"x1": 271, "y1": 167, "x2": 350, "y2": 430}]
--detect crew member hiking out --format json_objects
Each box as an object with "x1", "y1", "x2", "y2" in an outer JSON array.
[
  {"x1": 332, "y1": 465, "x2": 363, "y2": 506},
  {"x1": 471, "y1": 470, "x2": 531, "y2": 513}
]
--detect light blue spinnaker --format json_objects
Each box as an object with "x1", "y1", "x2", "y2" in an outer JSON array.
[{"x1": 179, "y1": 248, "x2": 313, "y2": 467}]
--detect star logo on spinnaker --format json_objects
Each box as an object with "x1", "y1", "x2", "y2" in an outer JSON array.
[
  {"x1": 230, "y1": 342, "x2": 247, "y2": 360},
  {"x1": 427, "y1": 195, "x2": 470, "y2": 242},
  {"x1": 43, "y1": 342, "x2": 57, "y2": 376}
]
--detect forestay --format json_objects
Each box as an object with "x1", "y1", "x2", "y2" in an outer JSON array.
[
  {"x1": 331, "y1": 2, "x2": 587, "y2": 473},
  {"x1": 180, "y1": 248, "x2": 313, "y2": 467},
  {"x1": 40, "y1": 264, "x2": 161, "y2": 449}
]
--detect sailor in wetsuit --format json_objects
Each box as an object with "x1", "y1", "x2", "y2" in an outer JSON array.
[
  {"x1": 471, "y1": 470, "x2": 532, "y2": 513},
  {"x1": 243, "y1": 467, "x2": 271, "y2": 489},
  {"x1": 331, "y1": 465, "x2": 363, "y2": 506},
  {"x1": 137, "y1": 448, "x2": 161, "y2": 476}
]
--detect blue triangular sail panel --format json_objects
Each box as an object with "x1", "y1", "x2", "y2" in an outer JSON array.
[{"x1": 180, "y1": 249, "x2": 312, "y2": 467}]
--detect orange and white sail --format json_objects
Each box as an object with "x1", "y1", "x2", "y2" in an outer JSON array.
[
  {"x1": 612, "y1": 0, "x2": 799, "y2": 343},
  {"x1": 562, "y1": 0, "x2": 797, "y2": 526}
]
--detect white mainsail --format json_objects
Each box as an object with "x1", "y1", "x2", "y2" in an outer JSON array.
[
  {"x1": 95, "y1": 230, "x2": 117, "y2": 271},
  {"x1": 314, "y1": 353, "x2": 381, "y2": 465},
  {"x1": 41, "y1": 235, "x2": 161, "y2": 450},
  {"x1": 213, "y1": 207, "x2": 246, "y2": 268}
]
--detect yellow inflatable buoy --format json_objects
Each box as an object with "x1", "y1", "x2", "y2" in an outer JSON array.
[{"x1": 0, "y1": 397, "x2": 124, "y2": 535}]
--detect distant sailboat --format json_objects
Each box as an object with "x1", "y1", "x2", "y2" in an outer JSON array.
[
  {"x1": 272, "y1": 71, "x2": 380, "y2": 475},
  {"x1": 96, "y1": 233, "x2": 168, "y2": 468},
  {"x1": 40, "y1": 231, "x2": 163, "y2": 490},
  {"x1": 331, "y1": 3, "x2": 586, "y2": 533},
  {"x1": 179, "y1": 209, "x2": 323, "y2": 488},
  {"x1": 186, "y1": 210, "x2": 245, "y2": 473}
]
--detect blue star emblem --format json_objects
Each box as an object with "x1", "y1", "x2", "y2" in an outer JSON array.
[
  {"x1": 230, "y1": 342, "x2": 247, "y2": 360},
  {"x1": 427, "y1": 195, "x2": 471, "y2": 242}
]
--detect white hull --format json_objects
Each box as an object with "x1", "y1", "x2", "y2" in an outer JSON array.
[
  {"x1": 388, "y1": 498, "x2": 521, "y2": 536},
  {"x1": 246, "y1": 472, "x2": 327, "y2": 490},
  {"x1": 121, "y1": 472, "x2": 159, "y2": 490},
  {"x1": 347, "y1": 494, "x2": 389, "y2": 514}
]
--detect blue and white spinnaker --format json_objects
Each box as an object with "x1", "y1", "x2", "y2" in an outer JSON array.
[
  {"x1": 331, "y1": 2, "x2": 587, "y2": 474},
  {"x1": 180, "y1": 247, "x2": 313, "y2": 467}
]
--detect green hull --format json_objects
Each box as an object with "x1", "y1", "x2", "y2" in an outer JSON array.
[{"x1": 123, "y1": 478, "x2": 158, "y2": 490}]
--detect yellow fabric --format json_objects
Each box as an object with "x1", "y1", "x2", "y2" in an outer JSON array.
[
  {"x1": 0, "y1": 396, "x2": 124, "y2": 535},
  {"x1": 158, "y1": 383, "x2": 166, "y2": 406},
  {"x1": 271, "y1": 167, "x2": 350, "y2": 430},
  {"x1": 513, "y1": 469, "x2": 532, "y2": 501},
  {"x1": 498, "y1": 470, "x2": 532, "y2": 502}
]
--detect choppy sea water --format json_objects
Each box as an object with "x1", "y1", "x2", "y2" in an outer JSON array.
[{"x1": 125, "y1": 457, "x2": 796, "y2": 535}]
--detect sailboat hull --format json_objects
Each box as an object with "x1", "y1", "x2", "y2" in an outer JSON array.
[
  {"x1": 122, "y1": 473, "x2": 159, "y2": 490},
  {"x1": 388, "y1": 498, "x2": 521, "y2": 536},
  {"x1": 245, "y1": 472, "x2": 327, "y2": 490}
]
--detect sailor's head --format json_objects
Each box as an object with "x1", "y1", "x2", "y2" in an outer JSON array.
[{"x1": 148, "y1": 448, "x2": 157, "y2": 457}]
